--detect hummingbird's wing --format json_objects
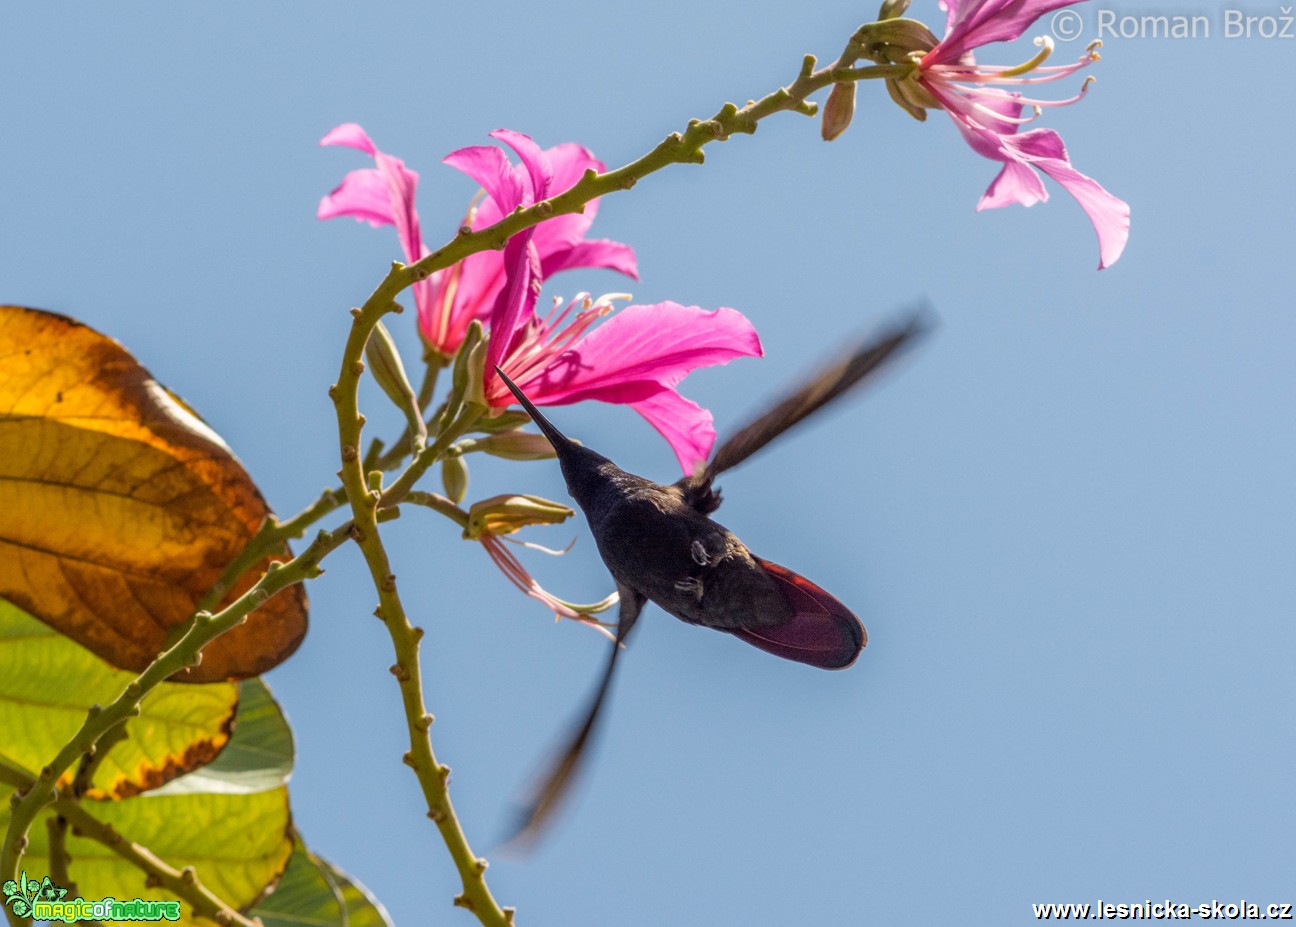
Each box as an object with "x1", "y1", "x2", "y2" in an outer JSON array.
[
  {"x1": 505, "y1": 583, "x2": 646, "y2": 848},
  {"x1": 701, "y1": 313, "x2": 929, "y2": 484}
]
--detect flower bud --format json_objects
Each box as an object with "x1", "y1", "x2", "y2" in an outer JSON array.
[
  {"x1": 472, "y1": 430, "x2": 559, "y2": 461},
  {"x1": 474, "y1": 410, "x2": 533, "y2": 434},
  {"x1": 463, "y1": 494, "x2": 574, "y2": 540},
  {"x1": 366, "y1": 321, "x2": 427, "y2": 448},
  {"x1": 441, "y1": 454, "x2": 469, "y2": 504},
  {"x1": 447, "y1": 320, "x2": 485, "y2": 422},
  {"x1": 877, "y1": 0, "x2": 911, "y2": 20},
  {"x1": 821, "y1": 81, "x2": 857, "y2": 141},
  {"x1": 464, "y1": 338, "x2": 488, "y2": 411},
  {"x1": 858, "y1": 18, "x2": 941, "y2": 64}
]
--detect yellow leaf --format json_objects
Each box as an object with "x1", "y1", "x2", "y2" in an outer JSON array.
[{"x1": 0, "y1": 306, "x2": 307, "y2": 681}]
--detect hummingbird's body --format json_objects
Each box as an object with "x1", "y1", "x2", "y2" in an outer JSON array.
[
  {"x1": 495, "y1": 313, "x2": 927, "y2": 843},
  {"x1": 555, "y1": 442, "x2": 792, "y2": 634}
]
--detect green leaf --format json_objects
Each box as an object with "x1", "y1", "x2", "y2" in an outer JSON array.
[
  {"x1": 251, "y1": 841, "x2": 392, "y2": 927},
  {"x1": 1, "y1": 677, "x2": 297, "y2": 925},
  {"x1": 0, "y1": 599, "x2": 238, "y2": 798},
  {"x1": 150, "y1": 680, "x2": 293, "y2": 796}
]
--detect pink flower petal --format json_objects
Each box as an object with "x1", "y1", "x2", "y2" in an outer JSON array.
[
  {"x1": 978, "y1": 160, "x2": 1048, "y2": 209},
  {"x1": 490, "y1": 129, "x2": 553, "y2": 204},
  {"x1": 486, "y1": 234, "x2": 544, "y2": 373},
  {"x1": 1029, "y1": 158, "x2": 1130, "y2": 270},
  {"x1": 371, "y1": 150, "x2": 424, "y2": 269},
  {"x1": 628, "y1": 387, "x2": 717, "y2": 474},
  {"x1": 938, "y1": 93, "x2": 1129, "y2": 268},
  {"x1": 317, "y1": 126, "x2": 423, "y2": 266},
  {"x1": 443, "y1": 144, "x2": 526, "y2": 213},
  {"x1": 938, "y1": 0, "x2": 1085, "y2": 63},
  {"x1": 320, "y1": 122, "x2": 377, "y2": 155},
  {"x1": 540, "y1": 239, "x2": 640, "y2": 280},
  {"x1": 522, "y1": 303, "x2": 763, "y2": 405},
  {"x1": 317, "y1": 168, "x2": 396, "y2": 226}
]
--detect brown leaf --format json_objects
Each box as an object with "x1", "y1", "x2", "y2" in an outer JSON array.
[{"x1": 0, "y1": 305, "x2": 307, "y2": 681}]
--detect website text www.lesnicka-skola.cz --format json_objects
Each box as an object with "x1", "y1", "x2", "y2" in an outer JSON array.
[{"x1": 1032, "y1": 899, "x2": 1293, "y2": 920}]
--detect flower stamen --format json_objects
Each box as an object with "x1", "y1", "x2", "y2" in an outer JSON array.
[{"x1": 996, "y1": 35, "x2": 1055, "y2": 79}]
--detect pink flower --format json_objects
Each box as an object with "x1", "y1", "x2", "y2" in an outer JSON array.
[
  {"x1": 894, "y1": 0, "x2": 1130, "y2": 268},
  {"x1": 448, "y1": 129, "x2": 764, "y2": 474},
  {"x1": 318, "y1": 124, "x2": 637, "y2": 355}
]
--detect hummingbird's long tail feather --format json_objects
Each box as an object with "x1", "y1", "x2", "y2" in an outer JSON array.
[
  {"x1": 702, "y1": 311, "x2": 932, "y2": 484},
  {"x1": 735, "y1": 557, "x2": 865, "y2": 669},
  {"x1": 504, "y1": 584, "x2": 646, "y2": 849},
  {"x1": 493, "y1": 366, "x2": 575, "y2": 453}
]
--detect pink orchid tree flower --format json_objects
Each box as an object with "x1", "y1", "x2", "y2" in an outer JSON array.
[
  {"x1": 889, "y1": 0, "x2": 1130, "y2": 268},
  {"x1": 446, "y1": 129, "x2": 763, "y2": 475},
  {"x1": 318, "y1": 123, "x2": 638, "y2": 356}
]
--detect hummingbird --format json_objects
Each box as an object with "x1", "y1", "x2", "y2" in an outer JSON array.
[{"x1": 496, "y1": 313, "x2": 928, "y2": 843}]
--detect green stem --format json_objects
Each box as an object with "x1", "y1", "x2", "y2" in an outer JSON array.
[
  {"x1": 195, "y1": 487, "x2": 348, "y2": 614},
  {"x1": 0, "y1": 524, "x2": 350, "y2": 919},
  {"x1": 394, "y1": 59, "x2": 904, "y2": 290},
  {"x1": 45, "y1": 814, "x2": 75, "y2": 898},
  {"x1": 330, "y1": 279, "x2": 512, "y2": 927},
  {"x1": 403, "y1": 492, "x2": 469, "y2": 529}
]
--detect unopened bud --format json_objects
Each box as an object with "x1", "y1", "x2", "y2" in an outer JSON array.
[
  {"x1": 821, "y1": 82, "x2": 857, "y2": 141},
  {"x1": 463, "y1": 494, "x2": 573, "y2": 540},
  {"x1": 366, "y1": 321, "x2": 427, "y2": 448},
  {"x1": 474, "y1": 410, "x2": 533, "y2": 433},
  {"x1": 442, "y1": 454, "x2": 469, "y2": 504},
  {"x1": 447, "y1": 320, "x2": 485, "y2": 422},
  {"x1": 862, "y1": 19, "x2": 941, "y2": 62},
  {"x1": 463, "y1": 335, "x2": 488, "y2": 410},
  {"x1": 472, "y1": 430, "x2": 559, "y2": 461},
  {"x1": 878, "y1": 0, "x2": 911, "y2": 19}
]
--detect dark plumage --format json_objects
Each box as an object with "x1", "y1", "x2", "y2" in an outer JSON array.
[{"x1": 497, "y1": 312, "x2": 928, "y2": 843}]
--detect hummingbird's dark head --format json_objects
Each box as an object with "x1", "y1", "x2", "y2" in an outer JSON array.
[{"x1": 492, "y1": 366, "x2": 628, "y2": 514}]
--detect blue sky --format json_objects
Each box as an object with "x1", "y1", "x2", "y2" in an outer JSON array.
[{"x1": 4, "y1": 2, "x2": 1294, "y2": 924}]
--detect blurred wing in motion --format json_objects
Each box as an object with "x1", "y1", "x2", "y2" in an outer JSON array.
[
  {"x1": 702, "y1": 311, "x2": 930, "y2": 483},
  {"x1": 504, "y1": 583, "x2": 646, "y2": 848}
]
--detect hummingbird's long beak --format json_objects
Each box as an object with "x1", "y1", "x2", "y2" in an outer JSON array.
[{"x1": 493, "y1": 366, "x2": 575, "y2": 453}]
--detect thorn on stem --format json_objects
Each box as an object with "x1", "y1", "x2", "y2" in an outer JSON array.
[{"x1": 349, "y1": 307, "x2": 363, "y2": 319}]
